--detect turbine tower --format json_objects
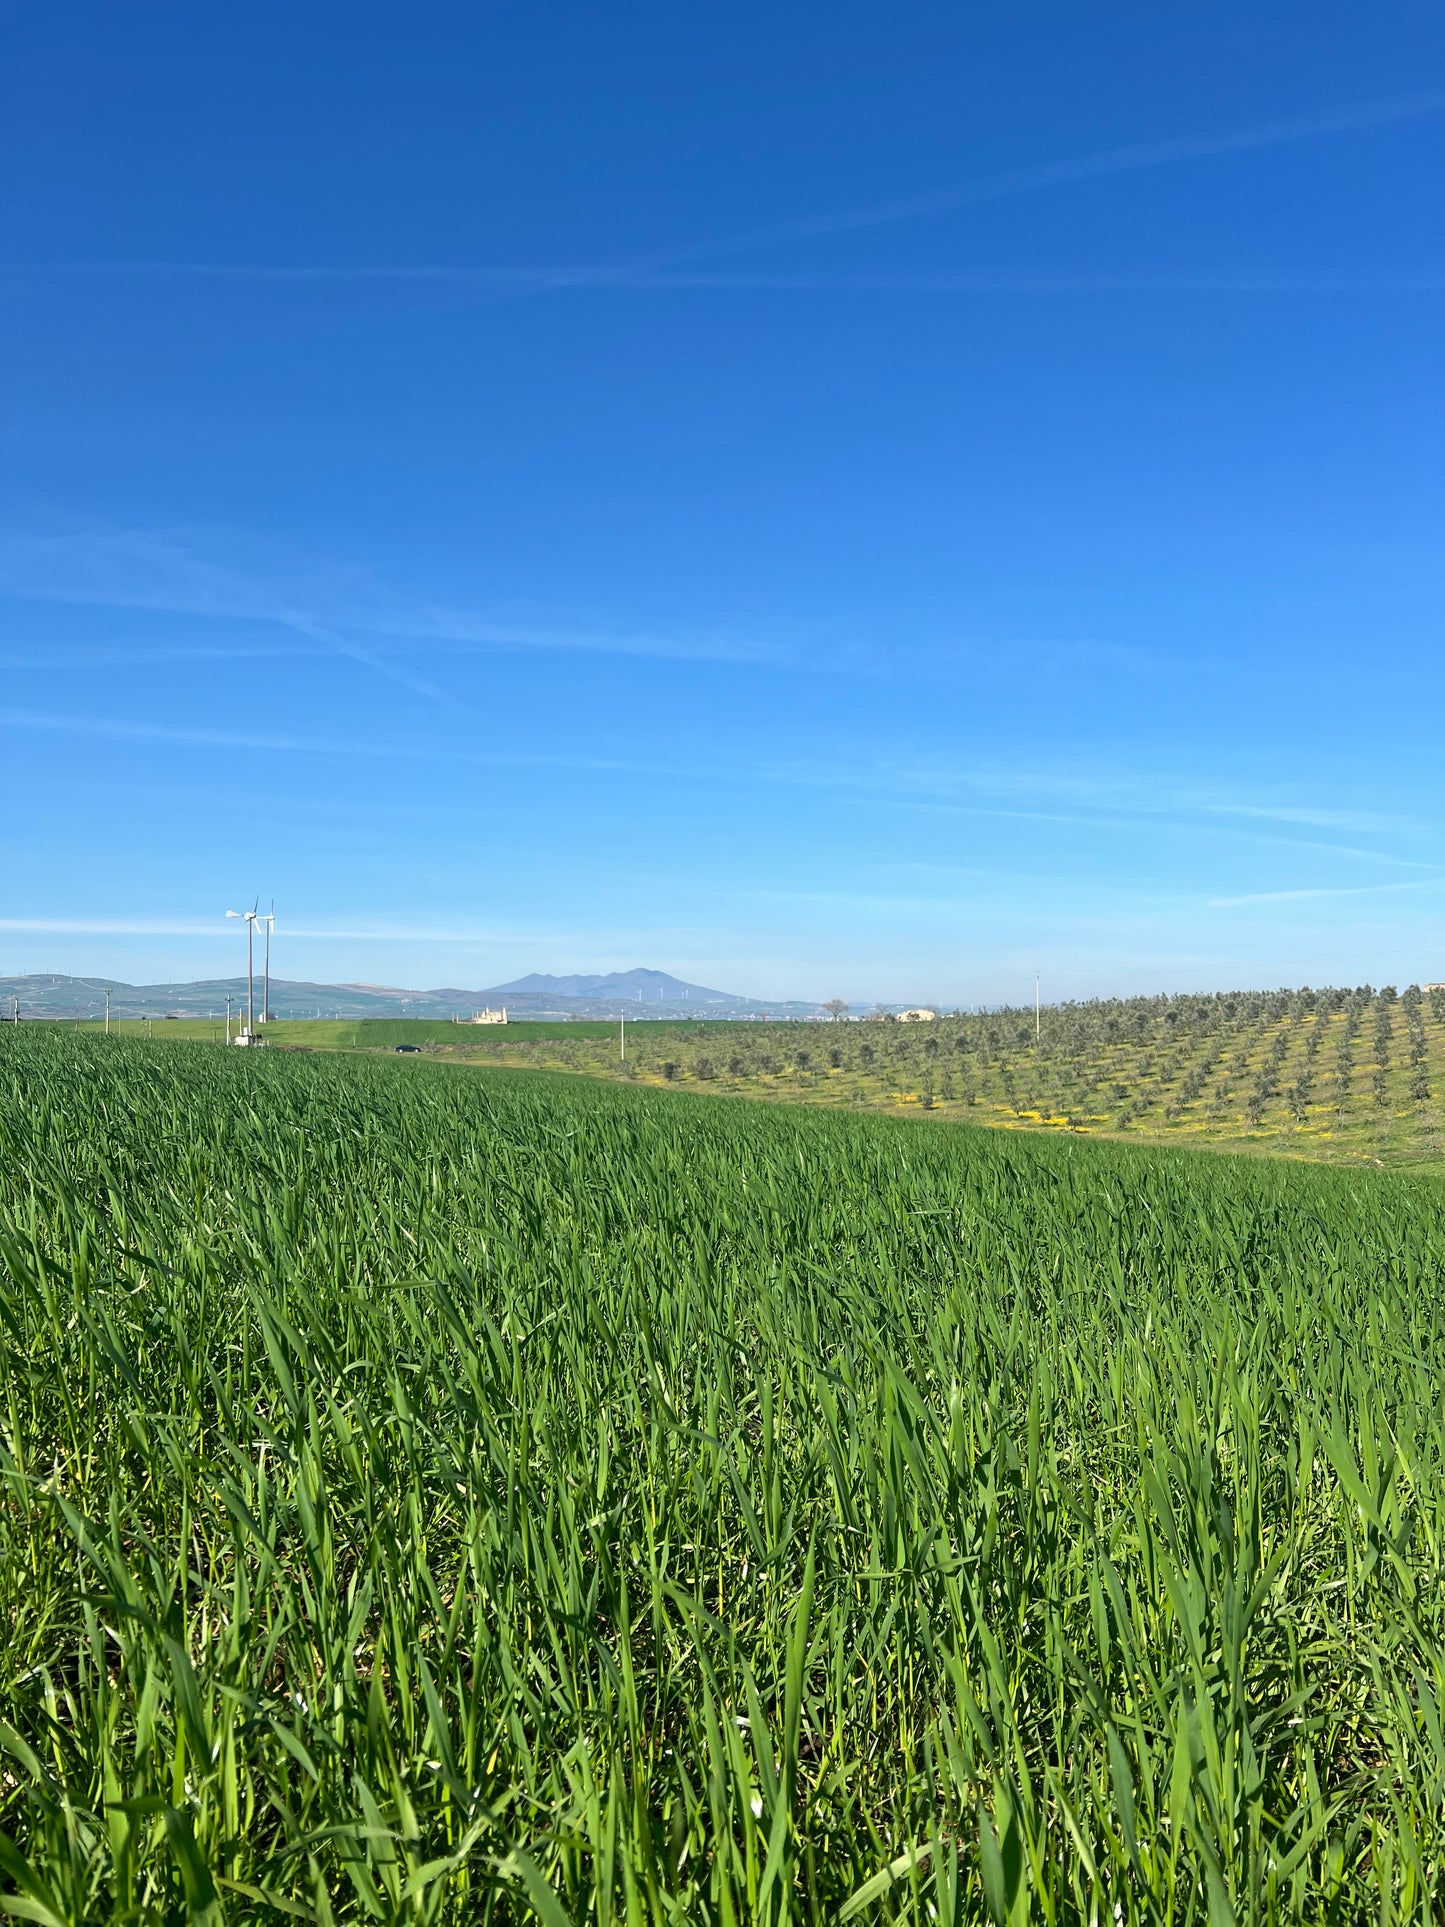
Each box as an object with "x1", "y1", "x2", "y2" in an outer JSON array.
[
  {"x1": 226, "y1": 902, "x2": 259, "y2": 1038},
  {"x1": 259, "y1": 902, "x2": 275, "y2": 1023}
]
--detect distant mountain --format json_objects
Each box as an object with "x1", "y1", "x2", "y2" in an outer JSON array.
[
  {"x1": 0, "y1": 970, "x2": 828, "y2": 1022},
  {"x1": 487, "y1": 968, "x2": 743, "y2": 1004},
  {"x1": 0, "y1": 974, "x2": 451, "y2": 1020}
]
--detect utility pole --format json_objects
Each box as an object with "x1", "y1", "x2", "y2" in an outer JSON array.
[
  {"x1": 620, "y1": 1009, "x2": 626, "y2": 1063},
  {"x1": 1035, "y1": 972, "x2": 1041, "y2": 1044},
  {"x1": 104, "y1": 989, "x2": 111, "y2": 1035},
  {"x1": 226, "y1": 995, "x2": 232, "y2": 1045}
]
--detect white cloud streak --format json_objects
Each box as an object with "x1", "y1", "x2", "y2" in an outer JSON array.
[
  {"x1": 0, "y1": 918, "x2": 233, "y2": 937},
  {"x1": 637, "y1": 92, "x2": 1444, "y2": 266},
  {"x1": 0, "y1": 915, "x2": 720, "y2": 950},
  {"x1": 8, "y1": 705, "x2": 1439, "y2": 886},
  {"x1": 590, "y1": 272, "x2": 1445, "y2": 294},
  {"x1": 0, "y1": 705, "x2": 715, "y2": 782},
  {"x1": 0, "y1": 529, "x2": 788, "y2": 670},
  {"x1": 9, "y1": 266, "x2": 1444, "y2": 295},
  {"x1": 0, "y1": 707, "x2": 415, "y2": 759},
  {"x1": 1207, "y1": 881, "x2": 1439, "y2": 908},
  {"x1": 0, "y1": 916, "x2": 544, "y2": 944},
  {"x1": 5, "y1": 91, "x2": 1438, "y2": 288}
]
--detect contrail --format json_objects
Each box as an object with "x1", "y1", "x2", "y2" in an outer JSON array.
[
  {"x1": 1207, "y1": 880, "x2": 1437, "y2": 908},
  {"x1": 589, "y1": 271, "x2": 1445, "y2": 294},
  {"x1": 634, "y1": 91, "x2": 1444, "y2": 269},
  {"x1": 5, "y1": 90, "x2": 1438, "y2": 286}
]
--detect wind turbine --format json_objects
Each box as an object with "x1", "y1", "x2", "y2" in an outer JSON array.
[
  {"x1": 259, "y1": 902, "x2": 275, "y2": 1023},
  {"x1": 226, "y1": 902, "x2": 259, "y2": 1038}
]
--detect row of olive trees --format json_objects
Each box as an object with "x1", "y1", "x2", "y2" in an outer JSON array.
[{"x1": 538, "y1": 985, "x2": 1444, "y2": 1139}]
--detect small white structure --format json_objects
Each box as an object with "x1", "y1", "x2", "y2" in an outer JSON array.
[
  {"x1": 896, "y1": 1008, "x2": 938, "y2": 1023},
  {"x1": 458, "y1": 1008, "x2": 508, "y2": 1025},
  {"x1": 232, "y1": 1028, "x2": 266, "y2": 1048}
]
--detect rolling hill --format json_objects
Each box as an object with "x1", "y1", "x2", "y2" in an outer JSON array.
[
  {"x1": 0, "y1": 969, "x2": 812, "y2": 1021},
  {"x1": 488, "y1": 967, "x2": 742, "y2": 1003}
]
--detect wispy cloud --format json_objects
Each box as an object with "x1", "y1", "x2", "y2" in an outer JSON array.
[
  {"x1": 8, "y1": 706, "x2": 1442, "y2": 884},
  {"x1": 366, "y1": 607, "x2": 785, "y2": 665},
  {"x1": 1207, "y1": 880, "x2": 1440, "y2": 908},
  {"x1": 0, "y1": 918, "x2": 533, "y2": 947},
  {"x1": 0, "y1": 528, "x2": 453, "y2": 704},
  {"x1": 0, "y1": 704, "x2": 712, "y2": 784},
  {"x1": 1197, "y1": 800, "x2": 1400, "y2": 833},
  {"x1": 606, "y1": 271, "x2": 1445, "y2": 295},
  {"x1": 640, "y1": 92, "x2": 1443, "y2": 266},
  {"x1": 6, "y1": 91, "x2": 1438, "y2": 288},
  {"x1": 10, "y1": 264, "x2": 1443, "y2": 296},
  {"x1": 0, "y1": 642, "x2": 334, "y2": 670},
  {"x1": 848, "y1": 759, "x2": 1405, "y2": 834},
  {"x1": 0, "y1": 528, "x2": 788, "y2": 670},
  {"x1": 0, "y1": 918, "x2": 232, "y2": 937},
  {"x1": 0, "y1": 707, "x2": 415, "y2": 760},
  {"x1": 762, "y1": 752, "x2": 1427, "y2": 840},
  {"x1": 0, "y1": 914, "x2": 717, "y2": 951}
]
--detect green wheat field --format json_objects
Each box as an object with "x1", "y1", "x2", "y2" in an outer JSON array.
[{"x1": 3, "y1": 1027, "x2": 1445, "y2": 1921}]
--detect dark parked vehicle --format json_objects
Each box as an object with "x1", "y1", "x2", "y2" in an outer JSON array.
[{"x1": 394, "y1": 1044, "x2": 421, "y2": 1053}]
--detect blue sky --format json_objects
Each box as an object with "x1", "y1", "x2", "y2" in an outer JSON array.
[{"x1": 2, "y1": 2, "x2": 1442, "y2": 1004}]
